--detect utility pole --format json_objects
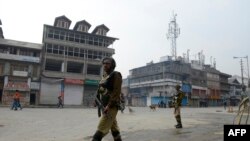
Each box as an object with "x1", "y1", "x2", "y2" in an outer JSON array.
[
  {"x1": 240, "y1": 59, "x2": 244, "y2": 86},
  {"x1": 233, "y1": 56, "x2": 249, "y2": 91},
  {"x1": 246, "y1": 55, "x2": 250, "y2": 87}
]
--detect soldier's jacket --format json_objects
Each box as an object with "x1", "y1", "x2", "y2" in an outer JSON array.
[
  {"x1": 98, "y1": 71, "x2": 122, "y2": 108},
  {"x1": 173, "y1": 90, "x2": 185, "y2": 107}
]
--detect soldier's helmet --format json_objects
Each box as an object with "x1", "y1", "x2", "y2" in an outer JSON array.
[
  {"x1": 175, "y1": 85, "x2": 181, "y2": 90},
  {"x1": 102, "y1": 57, "x2": 116, "y2": 70}
]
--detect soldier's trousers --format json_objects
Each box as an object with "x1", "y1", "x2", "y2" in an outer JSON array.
[
  {"x1": 174, "y1": 107, "x2": 182, "y2": 125},
  {"x1": 93, "y1": 107, "x2": 122, "y2": 141}
]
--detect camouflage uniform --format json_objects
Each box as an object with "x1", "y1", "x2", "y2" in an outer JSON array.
[
  {"x1": 173, "y1": 85, "x2": 185, "y2": 128},
  {"x1": 92, "y1": 71, "x2": 122, "y2": 141}
]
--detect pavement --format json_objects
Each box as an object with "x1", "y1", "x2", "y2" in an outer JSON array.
[{"x1": 0, "y1": 106, "x2": 248, "y2": 141}]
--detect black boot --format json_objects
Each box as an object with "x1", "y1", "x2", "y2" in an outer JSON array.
[
  {"x1": 92, "y1": 131, "x2": 104, "y2": 141},
  {"x1": 175, "y1": 115, "x2": 182, "y2": 128},
  {"x1": 175, "y1": 123, "x2": 182, "y2": 128},
  {"x1": 112, "y1": 131, "x2": 122, "y2": 141}
]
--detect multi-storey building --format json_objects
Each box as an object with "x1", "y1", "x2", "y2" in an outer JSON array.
[
  {"x1": 40, "y1": 15, "x2": 117, "y2": 106},
  {"x1": 219, "y1": 72, "x2": 232, "y2": 99},
  {"x1": 125, "y1": 57, "x2": 232, "y2": 107},
  {"x1": 204, "y1": 65, "x2": 222, "y2": 106},
  {"x1": 189, "y1": 61, "x2": 207, "y2": 106},
  {"x1": 228, "y1": 78, "x2": 242, "y2": 105},
  {"x1": 0, "y1": 19, "x2": 3, "y2": 38},
  {"x1": 0, "y1": 37, "x2": 42, "y2": 106},
  {"x1": 129, "y1": 59, "x2": 190, "y2": 107}
]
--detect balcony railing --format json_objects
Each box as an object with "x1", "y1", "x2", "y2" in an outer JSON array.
[{"x1": 0, "y1": 53, "x2": 40, "y2": 63}]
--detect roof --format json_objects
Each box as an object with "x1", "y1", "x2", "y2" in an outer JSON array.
[
  {"x1": 53, "y1": 15, "x2": 72, "y2": 27},
  {"x1": 44, "y1": 24, "x2": 119, "y2": 41},
  {"x1": 228, "y1": 78, "x2": 240, "y2": 84},
  {"x1": 73, "y1": 20, "x2": 91, "y2": 30},
  {"x1": 92, "y1": 24, "x2": 109, "y2": 34},
  {"x1": 219, "y1": 72, "x2": 232, "y2": 77},
  {"x1": 0, "y1": 38, "x2": 42, "y2": 50}
]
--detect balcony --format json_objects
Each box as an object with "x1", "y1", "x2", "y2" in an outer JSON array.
[{"x1": 0, "y1": 53, "x2": 40, "y2": 63}]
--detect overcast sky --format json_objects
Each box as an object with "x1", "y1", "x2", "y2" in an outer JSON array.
[{"x1": 0, "y1": 0, "x2": 250, "y2": 78}]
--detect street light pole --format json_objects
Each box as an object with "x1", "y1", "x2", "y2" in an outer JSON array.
[
  {"x1": 246, "y1": 55, "x2": 249, "y2": 86},
  {"x1": 233, "y1": 56, "x2": 250, "y2": 90}
]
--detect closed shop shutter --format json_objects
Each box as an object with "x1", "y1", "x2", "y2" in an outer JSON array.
[
  {"x1": 40, "y1": 78, "x2": 61, "y2": 104},
  {"x1": 83, "y1": 85, "x2": 97, "y2": 107},
  {"x1": 64, "y1": 84, "x2": 83, "y2": 105}
]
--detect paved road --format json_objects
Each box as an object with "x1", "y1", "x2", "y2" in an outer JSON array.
[{"x1": 0, "y1": 106, "x2": 246, "y2": 141}]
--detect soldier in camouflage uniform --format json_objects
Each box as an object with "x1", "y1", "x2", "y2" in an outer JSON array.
[
  {"x1": 173, "y1": 85, "x2": 185, "y2": 128},
  {"x1": 92, "y1": 57, "x2": 122, "y2": 141}
]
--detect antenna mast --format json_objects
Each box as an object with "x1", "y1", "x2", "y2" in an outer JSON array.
[{"x1": 167, "y1": 12, "x2": 180, "y2": 60}]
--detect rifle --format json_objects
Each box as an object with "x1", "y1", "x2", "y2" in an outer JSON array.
[
  {"x1": 95, "y1": 90, "x2": 104, "y2": 117},
  {"x1": 95, "y1": 90, "x2": 112, "y2": 119}
]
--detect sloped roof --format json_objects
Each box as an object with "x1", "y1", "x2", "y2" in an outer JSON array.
[
  {"x1": 73, "y1": 20, "x2": 91, "y2": 30},
  {"x1": 53, "y1": 15, "x2": 72, "y2": 26},
  {"x1": 228, "y1": 78, "x2": 240, "y2": 84},
  {"x1": 92, "y1": 24, "x2": 109, "y2": 34}
]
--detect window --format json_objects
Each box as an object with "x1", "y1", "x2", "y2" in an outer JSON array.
[
  {"x1": 52, "y1": 45, "x2": 59, "y2": 54},
  {"x1": 59, "y1": 46, "x2": 64, "y2": 55},
  {"x1": 88, "y1": 50, "x2": 93, "y2": 59},
  {"x1": 93, "y1": 51, "x2": 98, "y2": 59},
  {"x1": 54, "y1": 30, "x2": 59, "y2": 39},
  {"x1": 80, "y1": 49, "x2": 85, "y2": 58},
  {"x1": 88, "y1": 37, "x2": 93, "y2": 45},
  {"x1": 84, "y1": 26, "x2": 89, "y2": 32},
  {"x1": 64, "y1": 47, "x2": 68, "y2": 56},
  {"x1": 74, "y1": 48, "x2": 79, "y2": 57},
  {"x1": 77, "y1": 25, "x2": 83, "y2": 31},
  {"x1": 69, "y1": 33, "x2": 74, "y2": 42},
  {"x1": 48, "y1": 29, "x2": 54, "y2": 38},
  {"x1": 67, "y1": 62, "x2": 83, "y2": 73},
  {"x1": 75, "y1": 34, "x2": 80, "y2": 43},
  {"x1": 104, "y1": 40, "x2": 109, "y2": 47},
  {"x1": 87, "y1": 64, "x2": 100, "y2": 75},
  {"x1": 99, "y1": 38, "x2": 103, "y2": 46},
  {"x1": 56, "y1": 20, "x2": 69, "y2": 28},
  {"x1": 80, "y1": 35, "x2": 85, "y2": 43},
  {"x1": 46, "y1": 44, "x2": 52, "y2": 53},
  {"x1": 98, "y1": 52, "x2": 102, "y2": 59},
  {"x1": 60, "y1": 31, "x2": 65, "y2": 40},
  {"x1": 94, "y1": 38, "x2": 98, "y2": 46},
  {"x1": 68, "y1": 47, "x2": 73, "y2": 56},
  {"x1": 0, "y1": 46, "x2": 8, "y2": 53},
  {"x1": 19, "y1": 49, "x2": 30, "y2": 56},
  {"x1": 62, "y1": 22, "x2": 68, "y2": 28},
  {"x1": 45, "y1": 59, "x2": 62, "y2": 72},
  {"x1": 32, "y1": 52, "x2": 39, "y2": 57},
  {"x1": 10, "y1": 48, "x2": 17, "y2": 54}
]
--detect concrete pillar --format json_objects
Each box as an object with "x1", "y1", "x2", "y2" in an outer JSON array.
[
  {"x1": 27, "y1": 78, "x2": 31, "y2": 88},
  {"x1": 82, "y1": 64, "x2": 85, "y2": 74},
  {"x1": 4, "y1": 76, "x2": 8, "y2": 86},
  {"x1": 4, "y1": 62, "x2": 10, "y2": 75},
  {"x1": 28, "y1": 65, "x2": 33, "y2": 77},
  {"x1": 17, "y1": 48, "x2": 20, "y2": 55},
  {"x1": 37, "y1": 65, "x2": 41, "y2": 78},
  {"x1": 61, "y1": 62, "x2": 64, "y2": 72}
]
